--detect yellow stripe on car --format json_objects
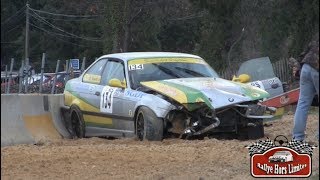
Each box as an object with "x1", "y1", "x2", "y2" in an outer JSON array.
[
  {"x1": 140, "y1": 81, "x2": 188, "y2": 104},
  {"x1": 64, "y1": 91, "x2": 99, "y2": 112},
  {"x1": 83, "y1": 115, "x2": 112, "y2": 125}
]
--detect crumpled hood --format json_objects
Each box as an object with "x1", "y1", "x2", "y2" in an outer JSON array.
[{"x1": 140, "y1": 77, "x2": 269, "y2": 110}]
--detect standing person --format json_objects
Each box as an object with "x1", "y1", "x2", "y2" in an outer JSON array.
[
  {"x1": 288, "y1": 57, "x2": 301, "y2": 89},
  {"x1": 293, "y1": 34, "x2": 319, "y2": 142}
]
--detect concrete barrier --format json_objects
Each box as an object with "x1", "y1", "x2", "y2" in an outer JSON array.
[
  {"x1": 1, "y1": 95, "x2": 34, "y2": 146},
  {"x1": 48, "y1": 94, "x2": 72, "y2": 138},
  {"x1": 1, "y1": 94, "x2": 71, "y2": 147}
]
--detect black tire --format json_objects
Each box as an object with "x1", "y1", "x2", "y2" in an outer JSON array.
[
  {"x1": 70, "y1": 105, "x2": 85, "y2": 138},
  {"x1": 238, "y1": 119, "x2": 264, "y2": 140},
  {"x1": 136, "y1": 106, "x2": 163, "y2": 141}
]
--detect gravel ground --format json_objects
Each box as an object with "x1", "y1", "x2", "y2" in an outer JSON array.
[{"x1": 1, "y1": 112, "x2": 319, "y2": 180}]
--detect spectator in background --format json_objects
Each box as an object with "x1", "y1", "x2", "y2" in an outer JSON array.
[
  {"x1": 288, "y1": 57, "x2": 301, "y2": 89},
  {"x1": 70, "y1": 67, "x2": 74, "y2": 79},
  {"x1": 288, "y1": 57, "x2": 300, "y2": 79},
  {"x1": 292, "y1": 33, "x2": 319, "y2": 142}
]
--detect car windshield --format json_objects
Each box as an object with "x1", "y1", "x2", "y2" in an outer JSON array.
[{"x1": 128, "y1": 58, "x2": 219, "y2": 89}]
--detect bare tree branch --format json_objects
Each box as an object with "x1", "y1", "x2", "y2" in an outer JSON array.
[{"x1": 128, "y1": 8, "x2": 142, "y2": 25}]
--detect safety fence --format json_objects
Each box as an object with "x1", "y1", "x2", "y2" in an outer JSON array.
[
  {"x1": 1, "y1": 53, "x2": 87, "y2": 94},
  {"x1": 2, "y1": 55, "x2": 293, "y2": 94}
]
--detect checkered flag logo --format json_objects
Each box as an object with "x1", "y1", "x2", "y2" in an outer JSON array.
[
  {"x1": 246, "y1": 138, "x2": 276, "y2": 156},
  {"x1": 285, "y1": 140, "x2": 317, "y2": 156}
]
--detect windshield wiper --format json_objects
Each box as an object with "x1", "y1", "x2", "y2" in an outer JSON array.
[
  {"x1": 174, "y1": 67, "x2": 208, "y2": 77},
  {"x1": 151, "y1": 63, "x2": 181, "y2": 78}
]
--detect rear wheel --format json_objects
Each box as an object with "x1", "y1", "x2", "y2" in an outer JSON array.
[
  {"x1": 136, "y1": 107, "x2": 163, "y2": 141},
  {"x1": 70, "y1": 105, "x2": 85, "y2": 138}
]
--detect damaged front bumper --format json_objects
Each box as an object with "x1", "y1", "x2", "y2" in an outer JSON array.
[
  {"x1": 179, "y1": 107, "x2": 221, "y2": 138},
  {"x1": 177, "y1": 103, "x2": 276, "y2": 138}
]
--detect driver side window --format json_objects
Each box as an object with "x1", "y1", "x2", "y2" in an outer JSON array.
[
  {"x1": 82, "y1": 59, "x2": 106, "y2": 84},
  {"x1": 101, "y1": 60, "x2": 126, "y2": 86}
]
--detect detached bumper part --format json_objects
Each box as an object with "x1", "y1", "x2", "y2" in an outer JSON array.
[
  {"x1": 235, "y1": 104, "x2": 277, "y2": 119},
  {"x1": 193, "y1": 117, "x2": 220, "y2": 135},
  {"x1": 182, "y1": 117, "x2": 220, "y2": 137},
  {"x1": 182, "y1": 107, "x2": 221, "y2": 137},
  {"x1": 246, "y1": 104, "x2": 276, "y2": 116},
  {"x1": 246, "y1": 119, "x2": 264, "y2": 139}
]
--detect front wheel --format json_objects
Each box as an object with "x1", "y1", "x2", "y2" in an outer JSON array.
[
  {"x1": 70, "y1": 105, "x2": 85, "y2": 138},
  {"x1": 136, "y1": 107, "x2": 163, "y2": 141}
]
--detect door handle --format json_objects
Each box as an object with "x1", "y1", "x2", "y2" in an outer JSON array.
[{"x1": 95, "y1": 91, "x2": 100, "y2": 96}]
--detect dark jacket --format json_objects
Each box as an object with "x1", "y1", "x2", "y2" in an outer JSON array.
[{"x1": 298, "y1": 39, "x2": 319, "y2": 71}]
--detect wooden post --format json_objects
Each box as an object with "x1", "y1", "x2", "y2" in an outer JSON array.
[
  {"x1": 18, "y1": 60, "x2": 24, "y2": 93},
  {"x1": 65, "y1": 60, "x2": 70, "y2": 82},
  {"x1": 81, "y1": 57, "x2": 86, "y2": 73},
  {"x1": 6, "y1": 58, "x2": 14, "y2": 94},
  {"x1": 39, "y1": 53, "x2": 46, "y2": 93},
  {"x1": 51, "y1": 60, "x2": 60, "y2": 94},
  {"x1": 4, "y1": 65, "x2": 8, "y2": 94},
  {"x1": 24, "y1": 58, "x2": 29, "y2": 93}
]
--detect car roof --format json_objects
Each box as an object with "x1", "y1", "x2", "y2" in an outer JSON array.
[{"x1": 98, "y1": 52, "x2": 203, "y2": 62}]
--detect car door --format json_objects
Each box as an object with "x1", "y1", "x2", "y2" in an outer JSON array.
[
  {"x1": 100, "y1": 59, "x2": 127, "y2": 116},
  {"x1": 79, "y1": 59, "x2": 108, "y2": 128},
  {"x1": 98, "y1": 59, "x2": 135, "y2": 135},
  {"x1": 79, "y1": 58, "x2": 135, "y2": 137}
]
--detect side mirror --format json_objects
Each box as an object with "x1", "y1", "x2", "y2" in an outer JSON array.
[
  {"x1": 108, "y1": 78, "x2": 126, "y2": 89},
  {"x1": 232, "y1": 74, "x2": 251, "y2": 83}
]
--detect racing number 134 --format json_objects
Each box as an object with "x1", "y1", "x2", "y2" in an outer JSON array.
[
  {"x1": 129, "y1": 64, "x2": 143, "y2": 71},
  {"x1": 101, "y1": 87, "x2": 115, "y2": 113}
]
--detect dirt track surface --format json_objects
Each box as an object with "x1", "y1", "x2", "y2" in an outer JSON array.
[{"x1": 1, "y1": 113, "x2": 319, "y2": 180}]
